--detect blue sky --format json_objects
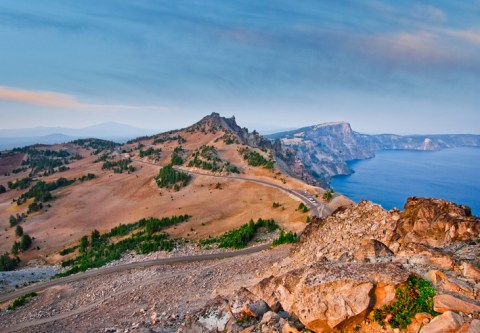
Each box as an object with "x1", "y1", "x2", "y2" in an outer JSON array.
[{"x1": 0, "y1": 1, "x2": 479, "y2": 134}]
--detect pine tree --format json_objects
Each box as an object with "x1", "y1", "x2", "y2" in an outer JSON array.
[{"x1": 15, "y1": 225, "x2": 23, "y2": 237}]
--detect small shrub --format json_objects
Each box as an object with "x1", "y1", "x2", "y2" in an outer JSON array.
[
  {"x1": 272, "y1": 230, "x2": 299, "y2": 246},
  {"x1": 323, "y1": 189, "x2": 334, "y2": 201},
  {"x1": 199, "y1": 218, "x2": 278, "y2": 249},
  {"x1": 19, "y1": 234, "x2": 32, "y2": 251},
  {"x1": 8, "y1": 292, "x2": 37, "y2": 310},
  {"x1": 59, "y1": 246, "x2": 78, "y2": 256},
  {"x1": 297, "y1": 203, "x2": 309, "y2": 213},
  {"x1": 15, "y1": 225, "x2": 23, "y2": 237},
  {"x1": 373, "y1": 274, "x2": 438, "y2": 329},
  {"x1": 155, "y1": 164, "x2": 190, "y2": 190},
  {"x1": 0, "y1": 253, "x2": 19, "y2": 271}
]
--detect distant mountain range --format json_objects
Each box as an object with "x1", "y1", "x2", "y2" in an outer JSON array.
[
  {"x1": 268, "y1": 121, "x2": 480, "y2": 186},
  {"x1": 0, "y1": 122, "x2": 158, "y2": 150},
  {"x1": 2, "y1": 115, "x2": 479, "y2": 187}
]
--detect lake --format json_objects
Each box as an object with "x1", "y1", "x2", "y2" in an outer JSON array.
[{"x1": 330, "y1": 147, "x2": 480, "y2": 215}]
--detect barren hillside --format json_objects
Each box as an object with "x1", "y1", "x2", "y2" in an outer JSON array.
[{"x1": 0, "y1": 113, "x2": 348, "y2": 266}]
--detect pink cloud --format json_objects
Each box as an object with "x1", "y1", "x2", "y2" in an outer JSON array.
[
  {"x1": 447, "y1": 29, "x2": 480, "y2": 44},
  {"x1": 0, "y1": 86, "x2": 166, "y2": 111},
  {"x1": 0, "y1": 86, "x2": 81, "y2": 108}
]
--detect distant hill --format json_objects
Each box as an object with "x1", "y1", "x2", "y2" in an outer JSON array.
[
  {"x1": 0, "y1": 122, "x2": 158, "y2": 150},
  {"x1": 0, "y1": 134, "x2": 75, "y2": 150}
]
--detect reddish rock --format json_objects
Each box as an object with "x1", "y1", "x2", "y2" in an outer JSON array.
[
  {"x1": 462, "y1": 261, "x2": 480, "y2": 280},
  {"x1": 433, "y1": 294, "x2": 480, "y2": 314},
  {"x1": 414, "y1": 312, "x2": 433, "y2": 324},
  {"x1": 281, "y1": 322, "x2": 302, "y2": 333},
  {"x1": 424, "y1": 270, "x2": 475, "y2": 299},
  {"x1": 420, "y1": 311, "x2": 463, "y2": 333},
  {"x1": 396, "y1": 197, "x2": 480, "y2": 247},
  {"x1": 400, "y1": 243, "x2": 455, "y2": 269},
  {"x1": 251, "y1": 262, "x2": 409, "y2": 332},
  {"x1": 456, "y1": 319, "x2": 480, "y2": 333},
  {"x1": 354, "y1": 239, "x2": 393, "y2": 261}
]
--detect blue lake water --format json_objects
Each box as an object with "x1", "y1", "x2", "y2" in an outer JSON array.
[{"x1": 330, "y1": 148, "x2": 480, "y2": 215}]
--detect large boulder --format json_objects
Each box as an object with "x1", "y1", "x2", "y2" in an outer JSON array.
[
  {"x1": 251, "y1": 262, "x2": 409, "y2": 332},
  {"x1": 420, "y1": 311, "x2": 463, "y2": 333},
  {"x1": 354, "y1": 239, "x2": 393, "y2": 261},
  {"x1": 433, "y1": 294, "x2": 480, "y2": 314},
  {"x1": 180, "y1": 296, "x2": 233, "y2": 333}
]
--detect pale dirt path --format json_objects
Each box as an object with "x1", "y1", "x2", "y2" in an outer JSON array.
[
  {"x1": 2, "y1": 260, "x2": 227, "y2": 333},
  {"x1": 0, "y1": 244, "x2": 269, "y2": 303},
  {"x1": 1, "y1": 245, "x2": 290, "y2": 333}
]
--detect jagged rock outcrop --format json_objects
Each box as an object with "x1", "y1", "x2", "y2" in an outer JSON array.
[
  {"x1": 188, "y1": 113, "x2": 273, "y2": 149},
  {"x1": 271, "y1": 139, "x2": 321, "y2": 186},
  {"x1": 185, "y1": 197, "x2": 480, "y2": 333},
  {"x1": 292, "y1": 197, "x2": 480, "y2": 268},
  {"x1": 433, "y1": 294, "x2": 480, "y2": 314},
  {"x1": 291, "y1": 200, "x2": 396, "y2": 266},
  {"x1": 187, "y1": 113, "x2": 320, "y2": 184},
  {"x1": 393, "y1": 197, "x2": 480, "y2": 247}
]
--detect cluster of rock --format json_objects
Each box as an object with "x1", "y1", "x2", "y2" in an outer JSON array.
[
  {"x1": 183, "y1": 197, "x2": 480, "y2": 332},
  {"x1": 189, "y1": 113, "x2": 272, "y2": 149}
]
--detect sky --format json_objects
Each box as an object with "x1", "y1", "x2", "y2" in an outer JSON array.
[{"x1": 0, "y1": 1, "x2": 479, "y2": 135}]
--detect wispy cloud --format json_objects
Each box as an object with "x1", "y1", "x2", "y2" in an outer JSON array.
[
  {"x1": 446, "y1": 29, "x2": 480, "y2": 44},
  {"x1": 412, "y1": 4, "x2": 447, "y2": 23},
  {"x1": 0, "y1": 86, "x2": 167, "y2": 111}
]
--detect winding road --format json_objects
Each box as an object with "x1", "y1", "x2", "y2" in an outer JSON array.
[
  {"x1": 0, "y1": 244, "x2": 270, "y2": 304},
  {"x1": 0, "y1": 160, "x2": 326, "y2": 303},
  {"x1": 132, "y1": 158, "x2": 325, "y2": 217}
]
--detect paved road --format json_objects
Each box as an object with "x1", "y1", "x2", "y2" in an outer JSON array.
[
  {"x1": 133, "y1": 158, "x2": 325, "y2": 217},
  {"x1": 0, "y1": 244, "x2": 270, "y2": 304}
]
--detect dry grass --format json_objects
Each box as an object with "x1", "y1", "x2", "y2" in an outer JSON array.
[{"x1": 0, "y1": 129, "x2": 349, "y2": 265}]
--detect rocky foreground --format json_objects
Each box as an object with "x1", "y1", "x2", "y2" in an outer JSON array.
[
  {"x1": 185, "y1": 198, "x2": 480, "y2": 332},
  {"x1": 1, "y1": 197, "x2": 479, "y2": 333}
]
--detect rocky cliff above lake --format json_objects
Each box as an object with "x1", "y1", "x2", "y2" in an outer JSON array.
[{"x1": 269, "y1": 123, "x2": 480, "y2": 186}]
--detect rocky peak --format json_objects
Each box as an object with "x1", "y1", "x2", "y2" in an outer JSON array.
[
  {"x1": 194, "y1": 112, "x2": 238, "y2": 132},
  {"x1": 191, "y1": 112, "x2": 272, "y2": 149}
]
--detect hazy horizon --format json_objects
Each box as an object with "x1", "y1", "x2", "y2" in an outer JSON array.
[
  {"x1": 1, "y1": 1, "x2": 479, "y2": 134},
  {"x1": 1, "y1": 116, "x2": 480, "y2": 138}
]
